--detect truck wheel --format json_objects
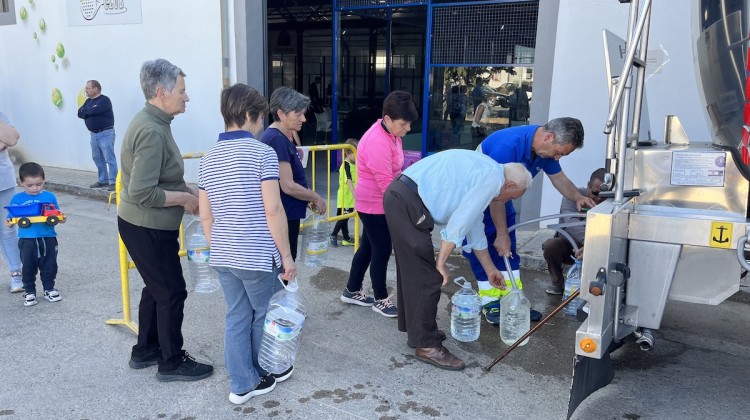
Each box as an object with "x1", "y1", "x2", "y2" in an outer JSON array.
[
  {"x1": 46, "y1": 216, "x2": 59, "y2": 226},
  {"x1": 18, "y1": 218, "x2": 30, "y2": 228}
]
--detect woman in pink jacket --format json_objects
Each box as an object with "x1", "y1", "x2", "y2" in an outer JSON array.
[{"x1": 339, "y1": 91, "x2": 418, "y2": 317}]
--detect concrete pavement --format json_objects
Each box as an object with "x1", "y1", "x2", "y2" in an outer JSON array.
[{"x1": 0, "y1": 166, "x2": 747, "y2": 419}]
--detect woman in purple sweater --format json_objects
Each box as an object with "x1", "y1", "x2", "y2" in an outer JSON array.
[{"x1": 339, "y1": 91, "x2": 418, "y2": 317}]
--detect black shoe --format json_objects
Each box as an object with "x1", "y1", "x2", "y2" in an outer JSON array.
[
  {"x1": 530, "y1": 308, "x2": 543, "y2": 322},
  {"x1": 271, "y1": 365, "x2": 294, "y2": 383},
  {"x1": 155, "y1": 353, "x2": 213, "y2": 382},
  {"x1": 228, "y1": 375, "x2": 276, "y2": 404},
  {"x1": 89, "y1": 182, "x2": 106, "y2": 188},
  {"x1": 129, "y1": 347, "x2": 161, "y2": 369}
]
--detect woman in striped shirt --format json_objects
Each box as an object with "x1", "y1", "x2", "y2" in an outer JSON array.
[{"x1": 198, "y1": 83, "x2": 296, "y2": 405}]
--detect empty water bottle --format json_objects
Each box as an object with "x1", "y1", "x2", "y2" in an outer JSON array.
[
  {"x1": 258, "y1": 275, "x2": 308, "y2": 374},
  {"x1": 563, "y1": 259, "x2": 584, "y2": 316},
  {"x1": 187, "y1": 232, "x2": 219, "y2": 293},
  {"x1": 301, "y1": 213, "x2": 329, "y2": 267},
  {"x1": 500, "y1": 256, "x2": 530, "y2": 346},
  {"x1": 451, "y1": 277, "x2": 481, "y2": 342}
]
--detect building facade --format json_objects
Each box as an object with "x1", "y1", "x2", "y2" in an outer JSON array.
[{"x1": 0, "y1": 0, "x2": 709, "y2": 222}]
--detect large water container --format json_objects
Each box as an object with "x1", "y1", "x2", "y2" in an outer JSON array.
[
  {"x1": 563, "y1": 259, "x2": 584, "y2": 316},
  {"x1": 500, "y1": 256, "x2": 530, "y2": 346},
  {"x1": 258, "y1": 276, "x2": 308, "y2": 374},
  {"x1": 300, "y1": 213, "x2": 329, "y2": 267},
  {"x1": 186, "y1": 232, "x2": 219, "y2": 293},
  {"x1": 450, "y1": 277, "x2": 481, "y2": 342}
]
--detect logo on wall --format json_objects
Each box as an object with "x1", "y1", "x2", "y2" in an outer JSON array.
[
  {"x1": 80, "y1": 0, "x2": 127, "y2": 20},
  {"x1": 67, "y1": 0, "x2": 142, "y2": 26}
]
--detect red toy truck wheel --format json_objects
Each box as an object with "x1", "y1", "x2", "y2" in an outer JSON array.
[
  {"x1": 18, "y1": 218, "x2": 30, "y2": 228},
  {"x1": 46, "y1": 216, "x2": 59, "y2": 226}
]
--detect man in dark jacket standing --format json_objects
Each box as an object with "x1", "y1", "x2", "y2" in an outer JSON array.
[{"x1": 77, "y1": 80, "x2": 117, "y2": 191}]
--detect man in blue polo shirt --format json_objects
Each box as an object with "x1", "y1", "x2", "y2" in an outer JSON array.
[{"x1": 466, "y1": 117, "x2": 597, "y2": 325}]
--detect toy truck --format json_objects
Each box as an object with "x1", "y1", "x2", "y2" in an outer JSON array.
[{"x1": 5, "y1": 202, "x2": 65, "y2": 228}]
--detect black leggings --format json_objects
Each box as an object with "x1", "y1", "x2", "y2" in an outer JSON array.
[{"x1": 345, "y1": 212, "x2": 392, "y2": 300}]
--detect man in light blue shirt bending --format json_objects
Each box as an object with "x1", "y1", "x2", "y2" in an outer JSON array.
[{"x1": 383, "y1": 149, "x2": 532, "y2": 371}]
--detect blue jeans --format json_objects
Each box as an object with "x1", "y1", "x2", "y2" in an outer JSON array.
[
  {"x1": 0, "y1": 187, "x2": 21, "y2": 273},
  {"x1": 216, "y1": 266, "x2": 282, "y2": 394},
  {"x1": 90, "y1": 128, "x2": 117, "y2": 185}
]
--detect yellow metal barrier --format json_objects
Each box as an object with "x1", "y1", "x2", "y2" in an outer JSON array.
[
  {"x1": 106, "y1": 153, "x2": 203, "y2": 334},
  {"x1": 302, "y1": 143, "x2": 360, "y2": 250},
  {"x1": 106, "y1": 147, "x2": 357, "y2": 334}
]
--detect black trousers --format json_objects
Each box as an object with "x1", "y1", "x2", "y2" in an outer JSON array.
[
  {"x1": 19, "y1": 237, "x2": 58, "y2": 294},
  {"x1": 383, "y1": 180, "x2": 443, "y2": 348},
  {"x1": 542, "y1": 235, "x2": 578, "y2": 289},
  {"x1": 331, "y1": 207, "x2": 353, "y2": 240},
  {"x1": 346, "y1": 212, "x2": 391, "y2": 300},
  {"x1": 288, "y1": 218, "x2": 301, "y2": 261},
  {"x1": 118, "y1": 217, "x2": 187, "y2": 371}
]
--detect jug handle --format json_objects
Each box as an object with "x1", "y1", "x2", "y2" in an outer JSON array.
[
  {"x1": 501, "y1": 255, "x2": 522, "y2": 291},
  {"x1": 277, "y1": 274, "x2": 299, "y2": 292},
  {"x1": 566, "y1": 258, "x2": 582, "y2": 278},
  {"x1": 453, "y1": 276, "x2": 468, "y2": 287}
]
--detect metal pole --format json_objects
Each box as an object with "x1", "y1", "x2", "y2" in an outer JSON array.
[
  {"x1": 105, "y1": 173, "x2": 138, "y2": 334},
  {"x1": 613, "y1": 0, "x2": 652, "y2": 204},
  {"x1": 603, "y1": 0, "x2": 652, "y2": 135},
  {"x1": 332, "y1": 0, "x2": 340, "y2": 146},
  {"x1": 420, "y1": 3, "x2": 434, "y2": 157},
  {"x1": 485, "y1": 289, "x2": 581, "y2": 371},
  {"x1": 629, "y1": 4, "x2": 651, "y2": 147}
]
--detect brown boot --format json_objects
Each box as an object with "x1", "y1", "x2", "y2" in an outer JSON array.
[
  {"x1": 408, "y1": 330, "x2": 447, "y2": 349},
  {"x1": 415, "y1": 345, "x2": 465, "y2": 371}
]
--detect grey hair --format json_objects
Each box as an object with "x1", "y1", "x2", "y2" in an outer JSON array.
[
  {"x1": 543, "y1": 117, "x2": 584, "y2": 149},
  {"x1": 140, "y1": 59, "x2": 186, "y2": 100},
  {"x1": 503, "y1": 162, "x2": 533, "y2": 191},
  {"x1": 269, "y1": 86, "x2": 310, "y2": 121}
]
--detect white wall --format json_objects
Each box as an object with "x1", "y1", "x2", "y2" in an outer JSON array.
[
  {"x1": 0, "y1": 0, "x2": 224, "y2": 181},
  {"x1": 539, "y1": 0, "x2": 711, "y2": 218}
]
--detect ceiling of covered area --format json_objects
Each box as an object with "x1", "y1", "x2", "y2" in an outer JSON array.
[
  {"x1": 267, "y1": 0, "x2": 332, "y2": 26},
  {"x1": 267, "y1": 0, "x2": 428, "y2": 28},
  {"x1": 267, "y1": 0, "x2": 538, "y2": 52}
]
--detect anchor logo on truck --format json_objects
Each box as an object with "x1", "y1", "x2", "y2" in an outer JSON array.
[
  {"x1": 709, "y1": 222, "x2": 733, "y2": 249},
  {"x1": 713, "y1": 225, "x2": 729, "y2": 244}
]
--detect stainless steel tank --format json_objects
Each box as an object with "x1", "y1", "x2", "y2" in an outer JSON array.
[
  {"x1": 696, "y1": 0, "x2": 748, "y2": 151},
  {"x1": 569, "y1": 3, "x2": 750, "y2": 418}
]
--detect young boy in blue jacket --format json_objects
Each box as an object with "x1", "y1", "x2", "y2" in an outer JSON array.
[{"x1": 7, "y1": 162, "x2": 65, "y2": 306}]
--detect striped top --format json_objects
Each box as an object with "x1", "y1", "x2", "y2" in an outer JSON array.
[{"x1": 198, "y1": 130, "x2": 281, "y2": 272}]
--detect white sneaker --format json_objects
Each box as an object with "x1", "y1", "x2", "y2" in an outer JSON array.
[
  {"x1": 9, "y1": 271, "x2": 23, "y2": 293},
  {"x1": 24, "y1": 293, "x2": 37, "y2": 307},
  {"x1": 44, "y1": 289, "x2": 62, "y2": 302},
  {"x1": 228, "y1": 375, "x2": 276, "y2": 405}
]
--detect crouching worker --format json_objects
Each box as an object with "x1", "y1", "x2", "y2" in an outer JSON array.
[
  {"x1": 542, "y1": 167, "x2": 605, "y2": 295},
  {"x1": 384, "y1": 149, "x2": 532, "y2": 370}
]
